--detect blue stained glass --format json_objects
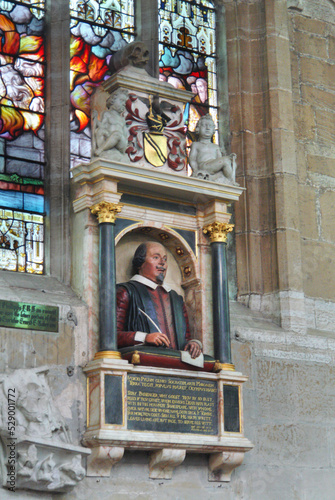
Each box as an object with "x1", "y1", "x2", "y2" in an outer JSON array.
[
  {"x1": 23, "y1": 193, "x2": 44, "y2": 213},
  {"x1": 0, "y1": 190, "x2": 23, "y2": 210}
]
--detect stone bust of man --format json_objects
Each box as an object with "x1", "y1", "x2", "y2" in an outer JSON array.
[{"x1": 116, "y1": 241, "x2": 202, "y2": 359}]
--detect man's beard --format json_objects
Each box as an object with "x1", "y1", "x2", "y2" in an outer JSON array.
[{"x1": 156, "y1": 272, "x2": 165, "y2": 284}]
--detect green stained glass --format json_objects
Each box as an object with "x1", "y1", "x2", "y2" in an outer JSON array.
[
  {"x1": 69, "y1": 0, "x2": 135, "y2": 167},
  {"x1": 158, "y1": 0, "x2": 218, "y2": 143}
]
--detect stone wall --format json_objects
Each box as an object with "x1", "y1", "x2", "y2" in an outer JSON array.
[
  {"x1": 226, "y1": 0, "x2": 335, "y2": 334},
  {"x1": 289, "y1": 6, "x2": 335, "y2": 332}
]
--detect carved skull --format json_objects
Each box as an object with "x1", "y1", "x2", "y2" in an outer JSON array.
[{"x1": 109, "y1": 41, "x2": 149, "y2": 73}]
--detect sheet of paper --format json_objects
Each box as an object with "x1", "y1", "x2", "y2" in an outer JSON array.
[{"x1": 180, "y1": 350, "x2": 204, "y2": 368}]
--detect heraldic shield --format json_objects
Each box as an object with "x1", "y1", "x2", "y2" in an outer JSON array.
[{"x1": 143, "y1": 132, "x2": 168, "y2": 167}]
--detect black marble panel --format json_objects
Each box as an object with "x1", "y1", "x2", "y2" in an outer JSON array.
[
  {"x1": 223, "y1": 385, "x2": 240, "y2": 433},
  {"x1": 171, "y1": 227, "x2": 196, "y2": 254},
  {"x1": 105, "y1": 375, "x2": 123, "y2": 425},
  {"x1": 115, "y1": 218, "x2": 139, "y2": 237},
  {"x1": 121, "y1": 193, "x2": 197, "y2": 216}
]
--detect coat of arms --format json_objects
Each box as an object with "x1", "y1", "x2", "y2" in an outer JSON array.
[{"x1": 125, "y1": 93, "x2": 187, "y2": 171}]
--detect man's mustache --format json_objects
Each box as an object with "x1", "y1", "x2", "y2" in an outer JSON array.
[{"x1": 156, "y1": 266, "x2": 166, "y2": 271}]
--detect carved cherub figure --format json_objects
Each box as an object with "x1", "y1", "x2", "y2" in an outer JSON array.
[
  {"x1": 189, "y1": 114, "x2": 237, "y2": 185},
  {"x1": 93, "y1": 89, "x2": 129, "y2": 162}
]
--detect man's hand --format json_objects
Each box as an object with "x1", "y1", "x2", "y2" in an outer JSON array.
[
  {"x1": 145, "y1": 332, "x2": 170, "y2": 347},
  {"x1": 184, "y1": 341, "x2": 202, "y2": 359}
]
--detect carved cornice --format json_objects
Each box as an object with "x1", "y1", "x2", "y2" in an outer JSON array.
[
  {"x1": 90, "y1": 201, "x2": 123, "y2": 224},
  {"x1": 203, "y1": 222, "x2": 234, "y2": 243}
]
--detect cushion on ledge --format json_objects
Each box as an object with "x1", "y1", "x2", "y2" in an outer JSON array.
[{"x1": 119, "y1": 345, "x2": 217, "y2": 372}]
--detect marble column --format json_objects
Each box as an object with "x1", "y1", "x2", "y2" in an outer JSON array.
[
  {"x1": 203, "y1": 222, "x2": 235, "y2": 370},
  {"x1": 91, "y1": 201, "x2": 123, "y2": 359}
]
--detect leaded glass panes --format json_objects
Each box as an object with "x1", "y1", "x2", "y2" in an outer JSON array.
[
  {"x1": 0, "y1": 0, "x2": 45, "y2": 274},
  {"x1": 158, "y1": 0, "x2": 217, "y2": 142},
  {"x1": 70, "y1": 0, "x2": 135, "y2": 167},
  {"x1": 0, "y1": 209, "x2": 43, "y2": 273}
]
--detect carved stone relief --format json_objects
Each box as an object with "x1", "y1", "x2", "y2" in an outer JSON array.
[{"x1": 0, "y1": 368, "x2": 89, "y2": 493}]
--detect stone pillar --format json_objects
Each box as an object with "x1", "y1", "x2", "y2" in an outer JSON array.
[
  {"x1": 203, "y1": 222, "x2": 234, "y2": 371},
  {"x1": 91, "y1": 201, "x2": 123, "y2": 359}
]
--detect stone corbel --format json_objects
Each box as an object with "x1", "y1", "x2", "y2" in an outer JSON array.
[
  {"x1": 208, "y1": 452, "x2": 245, "y2": 482},
  {"x1": 86, "y1": 446, "x2": 124, "y2": 477},
  {"x1": 149, "y1": 448, "x2": 186, "y2": 480}
]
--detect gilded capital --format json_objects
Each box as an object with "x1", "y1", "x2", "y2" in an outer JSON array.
[
  {"x1": 203, "y1": 222, "x2": 234, "y2": 243},
  {"x1": 90, "y1": 201, "x2": 123, "y2": 224}
]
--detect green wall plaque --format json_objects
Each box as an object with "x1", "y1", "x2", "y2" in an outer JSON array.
[{"x1": 0, "y1": 300, "x2": 59, "y2": 332}]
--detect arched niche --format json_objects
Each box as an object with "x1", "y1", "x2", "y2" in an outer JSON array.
[{"x1": 115, "y1": 225, "x2": 202, "y2": 339}]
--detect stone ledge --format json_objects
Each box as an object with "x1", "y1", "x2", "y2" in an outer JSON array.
[{"x1": 72, "y1": 158, "x2": 244, "y2": 211}]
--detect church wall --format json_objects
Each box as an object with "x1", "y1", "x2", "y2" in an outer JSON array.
[
  {"x1": 288, "y1": 6, "x2": 335, "y2": 334},
  {"x1": 226, "y1": 0, "x2": 335, "y2": 335}
]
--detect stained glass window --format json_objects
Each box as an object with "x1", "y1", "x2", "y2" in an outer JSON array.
[
  {"x1": 69, "y1": 0, "x2": 135, "y2": 167},
  {"x1": 0, "y1": 0, "x2": 45, "y2": 274},
  {"x1": 158, "y1": 0, "x2": 217, "y2": 143}
]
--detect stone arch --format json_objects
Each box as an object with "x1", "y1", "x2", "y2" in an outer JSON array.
[{"x1": 115, "y1": 223, "x2": 202, "y2": 339}]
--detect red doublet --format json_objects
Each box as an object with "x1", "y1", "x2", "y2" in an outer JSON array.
[{"x1": 116, "y1": 285, "x2": 191, "y2": 349}]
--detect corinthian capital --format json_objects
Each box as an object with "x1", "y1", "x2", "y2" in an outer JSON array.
[
  {"x1": 203, "y1": 222, "x2": 234, "y2": 243},
  {"x1": 90, "y1": 201, "x2": 123, "y2": 224}
]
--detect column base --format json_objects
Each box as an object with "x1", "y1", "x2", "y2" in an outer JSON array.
[
  {"x1": 94, "y1": 350, "x2": 122, "y2": 360},
  {"x1": 214, "y1": 361, "x2": 235, "y2": 372}
]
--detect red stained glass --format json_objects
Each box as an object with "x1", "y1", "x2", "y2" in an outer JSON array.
[
  {"x1": 0, "y1": 14, "x2": 20, "y2": 55},
  {"x1": 69, "y1": 0, "x2": 135, "y2": 166},
  {"x1": 0, "y1": 107, "x2": 25, "y2": 140}
]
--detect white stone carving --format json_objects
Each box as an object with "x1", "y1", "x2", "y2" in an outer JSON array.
[
  {"x1": 0, "y1": 368, "x2": 89, "y2": 493},
  {"x1": 189, "y1": 114, "x2": 237, "y2": 185},
  {"x1": 149, "y1": 448, "x2": 186, "y2": 479},
  {"x1": 11, "y1": 439, "x2": 86, "y2": 492},
  {"x1": 92, "y1": 88, "x2": 129, "y2": 162}
]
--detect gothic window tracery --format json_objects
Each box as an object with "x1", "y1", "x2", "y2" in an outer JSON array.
[
  {"x1": 69, "y1": 0, "x2": 135, "y2": 167},
  {"x1": 158, "y1": 0, "x2": 217, "y2": 143}
]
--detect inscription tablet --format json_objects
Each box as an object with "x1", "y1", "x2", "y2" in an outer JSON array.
[
  {"x1": 0, "y1": 300, "x2": 59, "y2": 332},
  {"x1": 127, "y1": 373, "x2": 218, "y2": 435}
]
